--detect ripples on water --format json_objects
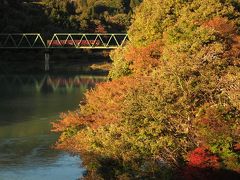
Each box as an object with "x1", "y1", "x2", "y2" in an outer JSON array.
[{"x1": 0, "y1": 74, "x2": 105, "y2": 180}]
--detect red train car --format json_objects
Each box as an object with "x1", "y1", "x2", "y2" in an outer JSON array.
[{"x1": 47, "y1": 40, "x2": 101, "y2": 46}]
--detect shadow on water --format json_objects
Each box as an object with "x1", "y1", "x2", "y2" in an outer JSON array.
[{"x1": 0, "y1": 72, "x2": 106, "y2": 180}]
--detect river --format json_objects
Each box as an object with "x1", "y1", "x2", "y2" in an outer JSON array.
[{"x1": 0, "y1": 74, "x2": 104, "y2": 180}]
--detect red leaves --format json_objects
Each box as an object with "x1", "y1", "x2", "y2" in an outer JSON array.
[
  {"x1": 181, "y1": 147, "x2": 221, "y2": 180},
  {"x1": 187, "y1": 147, "x2": 220, "y2": 169}
]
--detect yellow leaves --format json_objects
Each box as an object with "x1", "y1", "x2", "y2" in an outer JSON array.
[
  {"x1": 220, "y1": 70, "x2": 240, "y2": 110},
  {"x1": 109, "y1": 46, "x2": 132, "y2": 79}
]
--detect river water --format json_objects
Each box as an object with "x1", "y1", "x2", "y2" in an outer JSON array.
[{"x1": 0, "y1": 74, "x2": 104, "y2": 180}]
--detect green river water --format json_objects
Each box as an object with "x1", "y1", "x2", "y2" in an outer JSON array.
[{"x1": 0, "y1": 74, "x2": 104, "y2": 180}]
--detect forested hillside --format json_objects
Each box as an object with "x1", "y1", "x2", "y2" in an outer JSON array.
[
  {"x1": 0, "y1": 0, "x2": 141, "y2": 33},
  {"x1": 0, "y1": 0, "x2": 53, "y2": 33},
  {"x1": 44, "y1": 0, "x2": 141, "y2": 32}
]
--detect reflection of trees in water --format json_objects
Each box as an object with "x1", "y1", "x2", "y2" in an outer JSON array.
[
  {"x1": 0, "y1": 75, "x2": 105, "y2": 93},
  {"x1": 0, "y1": 74, "x2": 99, "y2": 172}
]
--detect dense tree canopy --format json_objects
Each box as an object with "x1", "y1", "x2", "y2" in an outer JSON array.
[
  {"x1": 44, "y1": 0, "x2": 142, "y2": 32},
  {"x1": 0, "y1": 0, "x2": 51, "y2": 32},
  {"x1": 0, "y1": 0, "x2": 142, "y2": 33},
  {"x1": 53, "y1": 0, "x2": 240, "y2": 179}
]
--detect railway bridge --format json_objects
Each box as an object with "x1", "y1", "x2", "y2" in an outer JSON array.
[{"x1": 0, "y1": 33, "x2": 128, "y2": 71}]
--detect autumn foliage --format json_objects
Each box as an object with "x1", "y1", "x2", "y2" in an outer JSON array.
[
  {"x1": 52, "y1": 0, "x2": 240, "y2": 179},
  {"x1": 186, "y1": 147, "x2": 220, "y2": 169}
]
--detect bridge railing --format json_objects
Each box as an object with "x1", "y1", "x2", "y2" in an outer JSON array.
[
  {"x1": 0, "y1": 33, "x2": 46, "y2": 49},
  {"x1": 0, "y1": 33, "x2": 128, "y2": 49}
]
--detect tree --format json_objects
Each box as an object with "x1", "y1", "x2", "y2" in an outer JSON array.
[{"x1": 53, "y1": 0, "x2": 240, "y2": 178}]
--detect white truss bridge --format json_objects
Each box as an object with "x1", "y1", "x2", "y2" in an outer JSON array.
[{"x1": 0, "y1": 33, "x2": 129, "y2": 49}]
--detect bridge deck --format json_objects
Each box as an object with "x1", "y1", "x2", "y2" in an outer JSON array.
[{"x1": 0, "y1": 33, "x2": 128, "y2": 49}]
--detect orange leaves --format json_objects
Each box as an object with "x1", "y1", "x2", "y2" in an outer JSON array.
[
  {"x1": 202, "y1": 17, "x2": 240, "y2": 60},
  {"x1": 81, "y1": 76, "x2": 144, "y2": 128},
  {"x1": 229, "y1": 35, "x2": 240, "y2": 59},
  {"x1": 203, "y1": 17, "x2": 236, "y2": 36},
  {"x1": 124, "y1": 40, "x2": 163, "y2": 75},
  {"x1": 51, "y1": 111, "x2": 84, "y2": 132},
  {"x1": 52, "y1": 76, "x2": 147, "y2": 132}
]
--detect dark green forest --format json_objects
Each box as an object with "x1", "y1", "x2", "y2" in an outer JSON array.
[{"x1": 0, "y1": 0, "x2": 142, "y2": 33}]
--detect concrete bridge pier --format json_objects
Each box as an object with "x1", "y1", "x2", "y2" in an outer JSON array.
[{"x1": 44, "y1": 49, "x2": 50, "y2": 71}]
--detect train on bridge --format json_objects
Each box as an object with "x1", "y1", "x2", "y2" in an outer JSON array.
[
  {"x1": 0, "y1": 33, "x2": 128, "y2": 49},
  {"x1": 47, "y1": 39, "x2": 101, "y2": 47},
  {"x1": 0, "y1": 33, "x2": 129, "y2": 71}
]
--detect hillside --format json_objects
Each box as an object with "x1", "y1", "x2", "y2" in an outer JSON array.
[{"x1": 0, "y1": 0, "x2": 142, "y2": 33}]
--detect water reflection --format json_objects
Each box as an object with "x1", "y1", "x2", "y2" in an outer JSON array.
[
  {"x1": 0, "y1": 74, "x2": 104, "y2": 93},
  {"x1": 0, "y1": 74, "x2": 105, "y2": 180}
]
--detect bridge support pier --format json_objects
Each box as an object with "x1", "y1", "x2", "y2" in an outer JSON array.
[{"x1": 44, "y1": 51, "x2": 50, "y2": 71}]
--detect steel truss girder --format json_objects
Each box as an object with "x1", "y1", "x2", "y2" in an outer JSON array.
[{"x1": 0, "y1": 33, "x2": 128, "y2": 49}]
